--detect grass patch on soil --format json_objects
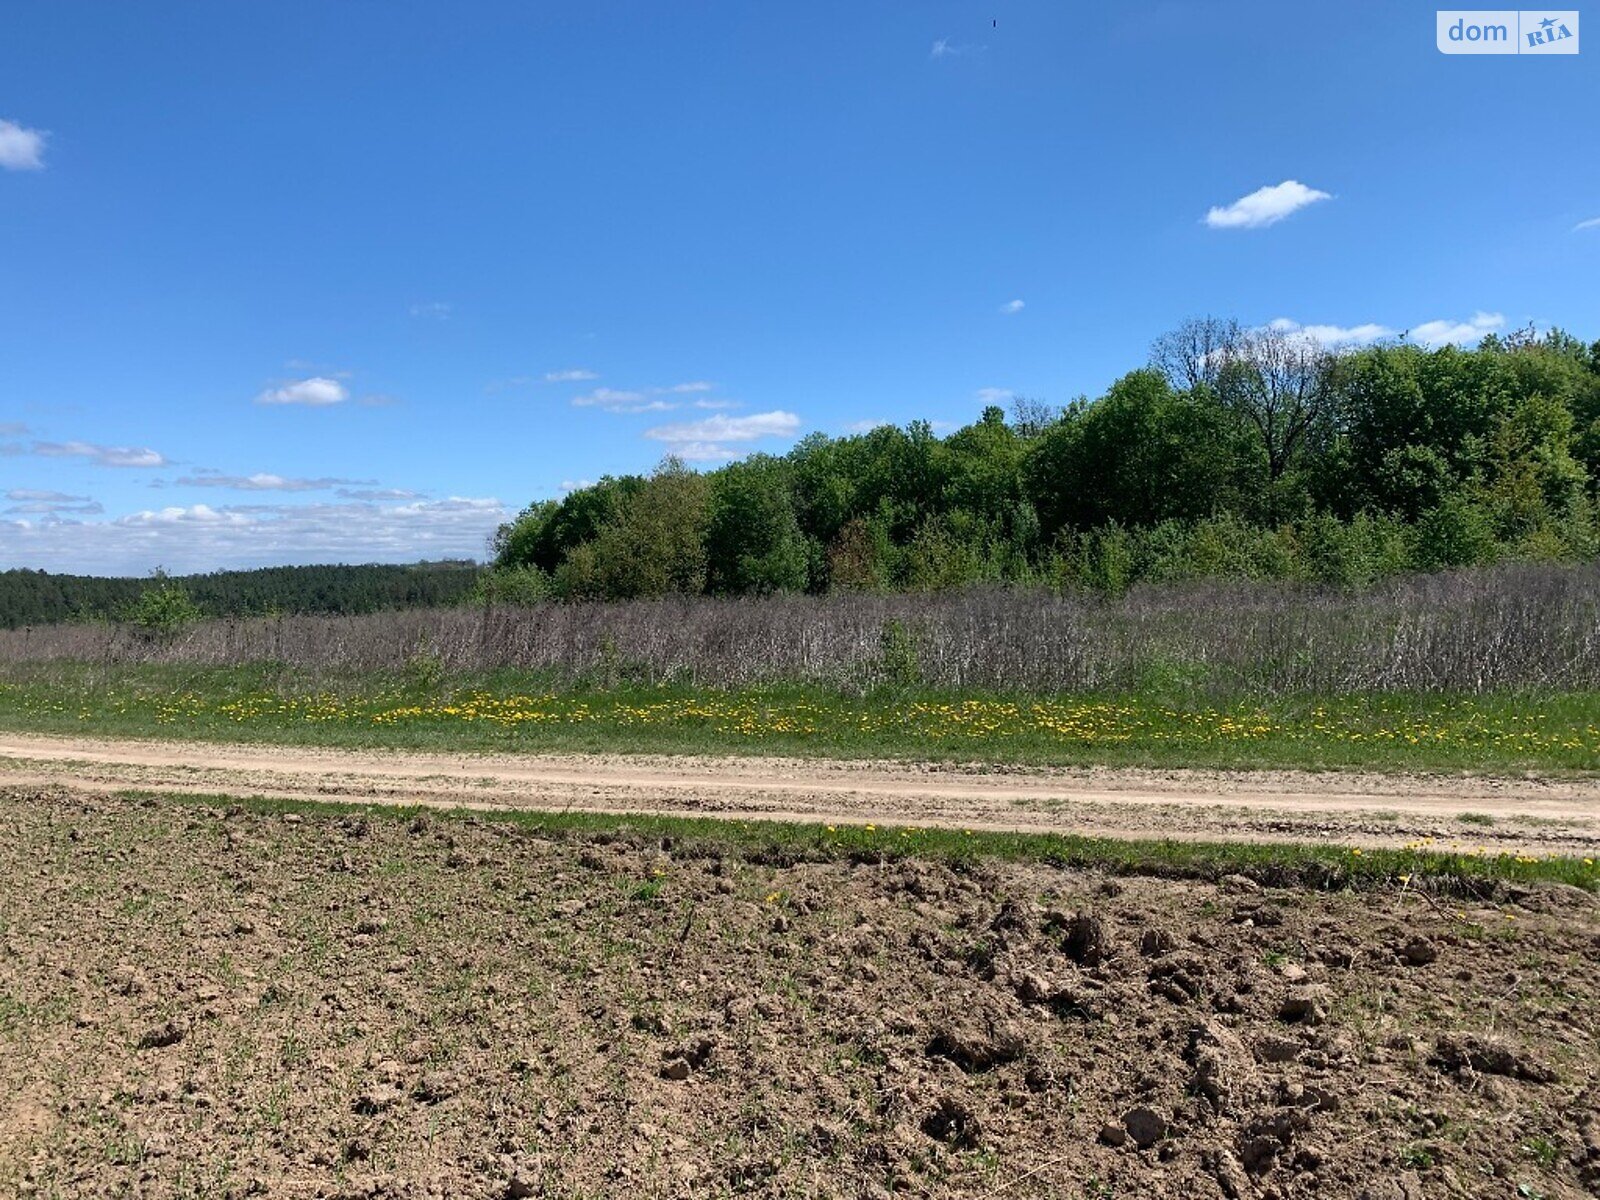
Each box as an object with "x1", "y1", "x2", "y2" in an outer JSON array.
[
  {"x1": 1, "y1": 662, "x2": 1600, "y2": 775},
  {"x1": 127, "y1": 787, "x2": 1600, "y2": 894}
]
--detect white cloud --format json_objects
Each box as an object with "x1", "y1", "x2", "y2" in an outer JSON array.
[
  {"x1": 0, "y1": 497, "x2": 506, "y2": 575},
  {"x1": 660, "y1": 380, "x2": 715, "y2": 394},
  {"x1": 931, "y1": 38, "x2": 984, "y2": 59},
  {"x1": 845, "y1": 420, "x2": 891, "y2": 434},
  {"x1": 544, "y1": 368, "x2": 599, "y2": 382},
  {"x1": 975, "y1": 387, "x2": 1015, "y2": 405},
  {"x1": 31, "y1": 441, "x2": 168, "y2": 468},
  {"x1": 1574, "y1": 217, "x2": 1600, "y2": 232},
  {"x1": 1266, "y1": 318, "x2": 1394, "y2": 347},
  {"x1": 1265, "y1": 312, "x2": 1507, "y2": 350},
  {"x1": 558, "y1": 479, "x2": 596, "y2": 494},
  {"x1": 1408, "y1": 311, "x2": 1505, "y2": 347},
  {"x1": 692, "y1": 398, "x2": 742, "y2": 410},
  {"x1": 173, "y1": 472, "x2": 373, "y2": 492},
  {"x1": 0, "y1": 119, "x2": 47, "y2": 171},
  {"x1": 571, "y1": 387, "x2": 676, "y2": 414},
  {"x1": 255, "y1": 377, "x2": 350, "y2": 406},
  {"x1": 644, "y1": 411, "x2": 802, "y2": 452},
  {"x1": 1204, "y1": 180, "x2": 1331, "y2": 229},
  {"x1": 999, "y1": 299, "x2": 1025, "y2": 315},
  {"x1": 408, "y1": 302, "x2": 452, "y2": 320}
]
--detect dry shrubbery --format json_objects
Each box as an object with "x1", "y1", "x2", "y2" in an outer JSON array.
[{"x1": 2, "y1": 563, "x2": 1598, "y2": 696}]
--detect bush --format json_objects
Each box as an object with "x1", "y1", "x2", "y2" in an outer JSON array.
[
  {"x1": 1411, "y1": 497, "x2": 1497, "y2": 572},
  {"x1": 877, "y1": 618, "x2": 922, "y2": 688},
  {"x1": 125, "y1": 577, "x2": 203, "y2": 641},
  {"x1": 473, "y1": 566, "x2": 552, "y2": 606}
]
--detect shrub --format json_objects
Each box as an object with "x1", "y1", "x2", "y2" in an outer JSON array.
[
  {"x1": 125, "y1": 577, "x2": 203, "y2": 641},
  {"x1": 877, "y1": 618, "x2": 922, "y2": 688},
  {"x1": 473, "y1": 566, "x2": 552, "y2": 606}
]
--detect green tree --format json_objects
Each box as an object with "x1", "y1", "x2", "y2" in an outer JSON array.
[
  {"x1": 1026, "y1": 370, "x2": 1250, "y2": 537},
  {"x1": 705, "y1": 455, "x2": 809, "y2": 594},
  {"x1": 126, "y1": 572, "x2": 204, "y2": 639},
  {"x1": 556, "y1": 459, "x2": 711, "y2": 599}
]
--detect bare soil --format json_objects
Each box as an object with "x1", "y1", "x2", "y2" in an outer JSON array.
[
  {"x1": 2, "y1": 733, "x2": 1599, "y2": 856},
  {"x1": 3, "y1": 786, "x2": 1599, "y2": 1198}
]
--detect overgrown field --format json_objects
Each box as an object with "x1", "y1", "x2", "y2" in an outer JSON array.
[
  {"x1": 6, "y1": 567, "x2": 1599, "y2": 772},
  {"x1": 2, "y1": 788, "x2": 1597, "y2": 1199},
  {"x1": 6, "y1": 565, "x2": 1600, "y2": 696}
]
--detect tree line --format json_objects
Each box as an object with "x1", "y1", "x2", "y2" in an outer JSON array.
[
  {"x1": 488, "y1": 321, "x2": 1600, "y2": 598},
  {"x1": 0, "y1": 561, "x2": 481, "y2": 629}
]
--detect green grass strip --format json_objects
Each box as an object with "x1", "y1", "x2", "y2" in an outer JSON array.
[
  {"x1": 86, "y1": 786, "x2": 1600, "y2": 895},
  {"x1": 2, "y1": 663, "x2": 1600, "y2": 774}
]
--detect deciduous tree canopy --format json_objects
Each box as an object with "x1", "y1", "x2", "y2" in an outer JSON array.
[{"x1": 492, "y1": 324, "x2": 1600, "y2": 596}]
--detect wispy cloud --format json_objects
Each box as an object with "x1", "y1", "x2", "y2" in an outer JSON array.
[
  {"x1": 32, "y1": 441, "x2": 168, "y2": 468},
  {"x1": 0, "y1": 422, "x2": 29, "y2": 437},
  {"x1": 544, "y1": 368, "x2": 599, "y2": 382},
  {"x1": 571, "y1": 387, "x2": 675, "y2": 414},
  {"x1": 1204, "y1": 180, "x2": 1331, "y2": 229},
  {"x1": 408, "y1": 301, "x2": 452, "y2": 320},
  {"x1": 4, "y1": 489, "x2": 102, "y2": 516},
  {"x1": 172, "y1": 472, "x2": 375, "y2": 492},
  {"x1": 999, "y1": 299, "x2": 1025, "y2": 315},
  {"x1": 337, "y1": 487, "x2": 423, "y2": 501},
  {"x1": 692, "y1": 398, "x2": 742, "y2": 410},
  {"x1": 661, "y1": 381, "x2": 715, "y2": 394},
  {"x1": 255, "y1": 376, "x2": 350, "y2": 406},
  {"x1": 643, "y1": 410, "x2": 802, "y2": 462},
  {"x1": 931, "y1": 38, "x2": 985, "y2": 59},
  {"x1": 0, "y1": 119, "x2": 47, "y2": 171},
  {"x1": 845, "y1": 420, "x2": 891, "y2": 435},
  {"x1": 1575, "y1": 217, "x2": 1600, "y2": 232},
  {"x1": 644, "y1": 410, "x2": 801, "y2": 443},
  {"x1": 975, "y1": 387, "x2": 1014, "y2": 405}
]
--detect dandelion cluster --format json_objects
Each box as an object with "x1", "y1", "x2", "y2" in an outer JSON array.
[{"x1": 2, "y1": 679, "x2": 1596, "y2": 765}]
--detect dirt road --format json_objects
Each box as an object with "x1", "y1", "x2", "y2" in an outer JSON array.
[{"x1": 2, "y1": 730, "x2": 1597, "y2": 855}]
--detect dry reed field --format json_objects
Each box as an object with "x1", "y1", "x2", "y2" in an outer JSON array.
[{"x1": 4, "y1": 565, "x2": 1600, "y2": 696}]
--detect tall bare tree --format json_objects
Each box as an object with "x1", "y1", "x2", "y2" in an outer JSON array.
[
  {"x1": 1149, "y1": 316, "x2": 1242, "y2": 391},
  {"x1": 1216, "y1": 324, "x2": 1335, "y2": 483},
  {"x1": 1008, "y1": 394, "x2": 1061, "y2": 438}
]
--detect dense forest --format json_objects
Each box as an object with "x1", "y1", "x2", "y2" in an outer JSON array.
[
  {"x1": 0, "y1": 561, "x2": 481, "y2": 629},
  {"x1": 488, "y1": 322, "x2": 1600, "y2": 599}
]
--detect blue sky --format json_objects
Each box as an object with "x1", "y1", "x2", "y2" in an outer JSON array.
[{"x1": 1, "y1": 0, "x2": 1595, "y2": 574}]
